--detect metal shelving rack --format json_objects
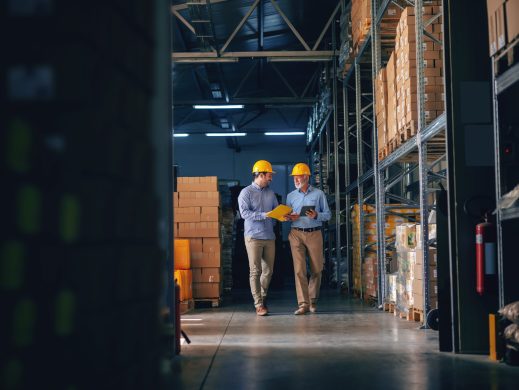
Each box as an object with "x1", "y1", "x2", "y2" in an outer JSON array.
[
  {"x1": 338, "y1": 0, "x2": 448, "y2": 322},
  {"x1": 492, "y1": 55, "x2": 519, "y2": 308}
]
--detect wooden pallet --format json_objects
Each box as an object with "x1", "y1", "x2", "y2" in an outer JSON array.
[
  {"x1": 494, "y1": 36, "x2": 519, "y2": 76},
  {"x1": 194, "y1": 298, "x2": 221, "y2": 308},
  {"x1": 398, "y1": 120, "x2": 417, "y2": 142},
  {"x1": 409, "y1": 307, "x2": 425, "y2": 323},
  {"x1": 180, "y1": 299, "x2": 195, "y2": 314},
  {"x1": 383, "y1": 301, "x2": 395, "y2": 313}
]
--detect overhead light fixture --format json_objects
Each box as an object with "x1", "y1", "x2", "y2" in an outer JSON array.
[
  {"x1": 206, "y1": 132, "x2": 246, "y2": 137},
  {"x1": 264, "y1": 132, "x2": 305, "y2": 136},
  {"x1": 173, "y1": 133, "x2": 189, "y2": 137},
  {"x1": 193, "y1": 104, "x2": 244, "y2": 109}
]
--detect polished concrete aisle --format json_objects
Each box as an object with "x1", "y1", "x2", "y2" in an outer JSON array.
[{"x1": 169, "y1": 289, "x2": 519, "y2": 389}]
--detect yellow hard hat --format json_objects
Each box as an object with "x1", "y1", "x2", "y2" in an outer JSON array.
[
  {"x1": 252, "y1": 160, "x2": 275, "y2": 173},
  {"x1": 290, "y1": 163, "x2": 311, "y2": 176}
]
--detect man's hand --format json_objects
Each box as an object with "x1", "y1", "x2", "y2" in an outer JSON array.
[
  {"x1": 306, "y1": 209, "x2": 318, "y2": 219},
  {"x1": 284, "y1": 213, "x2": 300, "y2": 222}
]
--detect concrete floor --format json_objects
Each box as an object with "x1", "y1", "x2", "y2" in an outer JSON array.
[{"x1": 168, "y1": 289, "x2": 519, "y2": 389}]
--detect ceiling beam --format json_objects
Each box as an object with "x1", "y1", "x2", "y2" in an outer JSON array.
[
  {"x1": 174, "y1": 97, "x2": 317, "y2": 106},
  {"x1": 269, "y1": 0, "x2": 311, "y2": 51},
  {"x1": 171, "y1": 0, "x2": 229, "y2": 12},
  {"x1": 172, "y1": 50, "x2": 336, "y2": 63}
]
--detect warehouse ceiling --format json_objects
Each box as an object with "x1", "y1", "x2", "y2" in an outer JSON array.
[{"x1": 172, "y1": 0, "x2": 342, "y2": 150}]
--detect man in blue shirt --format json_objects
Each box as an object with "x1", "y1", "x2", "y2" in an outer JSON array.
[
  {"x1": 238, "y1": 160, "x2": 279, "y2": 316},
  {"x1": 285, "y1": 163, "x2": 331, "y2": 315}
]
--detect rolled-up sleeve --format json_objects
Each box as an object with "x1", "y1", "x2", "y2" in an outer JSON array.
[
  {"x1": 317, "y1": 192, "x2": 331, "y2": 222},
  {"x1": 238, "y1": 191, "x2": 266, "y2": 221}
]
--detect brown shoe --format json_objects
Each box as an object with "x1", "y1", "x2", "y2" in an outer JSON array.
[
  {"x1": 309, "y1": 304, "x2": 317, "y2": 313},
  {"x1": 294, "y1": 306, "x2": 309, "y2": 315},
  {"x1": 256, "y1": 305, "x2": 268, "y2": 316}
]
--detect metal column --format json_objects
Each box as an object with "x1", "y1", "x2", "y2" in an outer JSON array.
[
  {"x1": 415, "y1": 0, "x2": 431, "y2": 321},
  {"x1": 355, "y1": 63, "x2": 364, "y2": 298},
  {"x1": 343, "y1": 83, "x2": 352, "y2": 291},
  {"x1": 371, "y1": 0, "x2": 386, "y2": 307}
]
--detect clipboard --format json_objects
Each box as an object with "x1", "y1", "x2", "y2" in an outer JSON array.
[
  {"x1": 299, "y1": 205, "x2": 315, "y2": 216},
  {"x1": 265, "y1": 204, "x2": 292, "y2": 221}
]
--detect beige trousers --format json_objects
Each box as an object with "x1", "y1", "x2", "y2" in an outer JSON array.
[
  {"x1": 244, "y1": 237, "x2": 276, "y2": 307},
  {"x1": 288, "y1": 229, "x2": 324, "y2": 308}
]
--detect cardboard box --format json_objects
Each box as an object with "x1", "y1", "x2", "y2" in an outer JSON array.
[
  {"x1": 177, "y1": 176, "x2": 218, "y2": 192},
  {"x1": 178, "y1": 191, "x2": 220, "y2": 207},
  {"x1": 175, "y1": 207, "x2": 201, "y2": 223},
  {"x1": 201, "y1": 206, "x2": 219, "y2": 222},
  {"x1": 413, "y1": 263, "x2": 437, "y2": 281},
  {"x1": 487, "y1": 0, "x2": 506, "y2": 55},
  {"x1": 396, "y1": 224, "x2": 417, "y2": 250},
  {"x1": 193, "y1": 282, "x2": 221, "y2": 298},
  {"x1": 192, "y1": 267, "x2": 221, "y2": 283},
  {"x1": 412, "y1": 278, "x2": 438, "y2": 297},
  {"x1": 173, "y1": 222, "x2": 179, "y2": 238},
  {"x1": 173, "y1": 192, "x2": 179, "y2": 207},
  {"x1": 203, "y1": 238, "x2": 221, "y2": 253},
  {"x1": 412, "y1": 293, "x2": 438, "y2": 310},
  {"x1": 415, "y1": 247, "x2": 438, "y2": 265},
  {"x1": 506, "y1": 0, "x2": 519, "y2": 43},
  {"x1": 189, "y1": 238, "x2": 203, "y2": 253},
  {"x1": 178, "y1": 222, "x2": 220, "y2": 238},
  {"x1": 191, "y1": 251, "x2": 221, "y2": 268}
]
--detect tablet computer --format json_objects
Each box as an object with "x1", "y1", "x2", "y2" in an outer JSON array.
[{"x1": 299, "y1": 205, "x2": 315, "y2": 216}]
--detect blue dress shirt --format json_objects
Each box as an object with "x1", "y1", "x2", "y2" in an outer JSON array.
[
  {"x1": 238, "y1": 182, "x2": 278, "y2": 240},
  {"x1": 286, "y1": 185, "x2": 331, "y2": 229}
]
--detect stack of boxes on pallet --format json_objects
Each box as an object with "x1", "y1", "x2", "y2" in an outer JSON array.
[
  {"x1": 351, "y1": 204, "x2": 420, "y2": 299},
  {"x1": 376, "y1": 2, "x2": 445, "y2": 159},
  {"x1": 351, "y1": 0, "x2": 371, "y2": 52},
  {"x1": 174, "y1": 177, "x2": 223, "y2": 303},
  {"x1": 487, "y1": 0, "x2": 519, "y2": 58},
  {"x1": 392, "y1": 223, "x2": 438, "y2": 318}
]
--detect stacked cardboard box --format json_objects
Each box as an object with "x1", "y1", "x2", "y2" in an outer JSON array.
[
  {"x1": 351, "y1": 204, "x2": 420, "y2": 298},
  {"x1": 174, "y1": 177, "x2": 222, "y2": 300},
  {"x1": 394, "y1": 5, "x2": 444, "y2": 138},
  {"x1": 351, "y1": 0, "x2": 371, "y2": 51},
  {"x1": 375, "y1": 68, "x2": 388, "y2": 159},
  {"x1": 394, "y1": 223, "x2": 438, "y2": 314},
  {"x1": 386, "y1": 52, "x2": 398, "y2": 144},
  {"x1": 487, "y1": 0, "x2": 519, "y2": 57}
]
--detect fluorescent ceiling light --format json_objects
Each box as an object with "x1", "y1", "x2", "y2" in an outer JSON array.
[
  {"x1": 173, "y1": 133, "x2": 189, "y2": 137},
  {"x1": 264, "y1": 132, "x2": 305, "y2": 136},
  {"x1": 206, "y1": 132, "x2": 246, "y2": 137},
  {"x1": 193, "y1": 104, "x2": 244, "y2": 109}
]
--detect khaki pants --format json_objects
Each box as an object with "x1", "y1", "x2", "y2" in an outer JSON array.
[
  {"x1": 288, "y1": 229, "x2": 324, "y2": 308},
  {"x1": 244, "y1": 236, "x2": 276, "y2": 307}
]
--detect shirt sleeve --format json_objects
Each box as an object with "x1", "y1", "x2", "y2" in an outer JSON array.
[
  {"x1": 238, "y1": 189, "x2": 267, "y2": 221},
  {"x1": 316, "y1": 191, "x2": 332, "y2": 222}
]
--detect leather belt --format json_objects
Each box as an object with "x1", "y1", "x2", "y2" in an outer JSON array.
[{"x1": 293, "y1": 227, "x2": 321, "y2": 232}]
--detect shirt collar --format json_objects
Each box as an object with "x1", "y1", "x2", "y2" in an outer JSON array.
[
  {"x1": 298, "y1": 185, "x2": 313, "y2": 194},
  {"x1": 252, "y1": 182, "x2": 262, "y2": 190}
]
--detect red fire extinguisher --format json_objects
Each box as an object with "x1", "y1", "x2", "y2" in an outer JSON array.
[{"x1": 475, "y1": 215, "x2": 496, "y2": 296}]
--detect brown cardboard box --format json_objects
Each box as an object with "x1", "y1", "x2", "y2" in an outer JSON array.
[
  {"x1": 178, "y1": 191, "x2": 220, "y2": 207},
  {"x1": 506, "y1": 0, "x2": 519, "y2": 43},
  {"x1": 177, "y1": 176, "x2": 218, "y2": 192},
  {"x1": 193, "y1": 282, "x2": 221, "y2": 298},
  {"x1": 412, "y1": 293, "x2": 438, "y2": 310},
  {"x1": 175, "y1": 207, "x2": 201, "y2": 223},
  {"x1": 173, "y1": 192, "x2": 178, "y2": 208},
  {"x1": 178, "y1": 222, "x2": 220, "y2": 238},
  {"x1": 191, "y1": 251, "x2": 221, "y2": 268},
  {"x1": 173, "y1": 222, "x2": 179, "y2": 238},
  {"x1": 201, "y1": 206, "x2": 219, "y2": 222},
  {"x1": 413, "y1": 263, "x2": 437, "y2": 281},
  {"x1": 415, "y1": 247, "x2": 437, "y2": 265},
  {"x1": 192, "y1": 267, "x2": 221, "y2": 283},
  {"x1": 189, "y1": 238, "x2": 203, "y2": 253},
  {"x1": 487, "y1": 0, "x2": 506, "y2": 55},
  {"x1": 203, "y1": 238, "x2": 221, "y2": 253},
  {"x1": 412, "y1": 278, "x2": 438, "y2": 297}
]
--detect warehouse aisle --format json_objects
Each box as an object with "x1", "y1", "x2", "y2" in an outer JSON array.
[{"x1": 168, "y1": 290, "x2": 519, "y2": 389}]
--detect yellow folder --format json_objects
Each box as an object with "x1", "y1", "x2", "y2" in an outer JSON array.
[{"x1": 266, "y1": 204, "x2": 292, "y2": 221}]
